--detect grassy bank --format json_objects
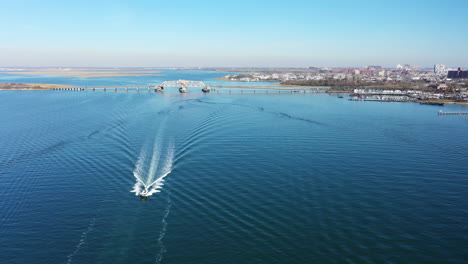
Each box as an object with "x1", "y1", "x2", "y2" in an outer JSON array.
[{"x1": 0, "y1": 83, "x2": 72, "y2": 90}]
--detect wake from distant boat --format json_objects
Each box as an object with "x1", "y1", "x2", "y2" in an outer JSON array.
[{"x1": 66, "y1": 218, "x2": 96, "y2": 264}]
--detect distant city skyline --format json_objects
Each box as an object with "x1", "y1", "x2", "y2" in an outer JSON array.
[{"x1": 1, "y1": 0, "x2": 468, "y2": 67}]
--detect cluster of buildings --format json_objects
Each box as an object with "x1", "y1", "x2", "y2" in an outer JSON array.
[
  {"x1": 224, "y1": 64, "x2": 468, "y2": 89},
  {"x1": 222, "y1": 64, "x2": 467, "y2": 102}
]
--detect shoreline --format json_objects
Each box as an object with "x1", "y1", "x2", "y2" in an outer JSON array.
[{"x1": 214, "y1": 77, "x2": 398, "y2": 90}]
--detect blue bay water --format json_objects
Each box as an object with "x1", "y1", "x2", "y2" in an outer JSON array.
[{"x1": 0, "y1": 70, "x2": 467, "y2": 263}]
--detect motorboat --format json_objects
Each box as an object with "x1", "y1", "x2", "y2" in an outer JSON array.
[{"x1": 140, "y1": 190, "x2": 149, "y2": 200}]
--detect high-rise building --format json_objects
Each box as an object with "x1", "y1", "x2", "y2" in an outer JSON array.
[{"x1": 434, "y1": 64, "x2": 446, "y2": 75}]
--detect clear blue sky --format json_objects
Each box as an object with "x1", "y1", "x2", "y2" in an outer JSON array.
[{"x1": 1, "y1": 0, "x2": 467, "y2": 67}]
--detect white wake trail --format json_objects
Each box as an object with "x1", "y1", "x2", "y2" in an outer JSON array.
[
  {"x1": 146, "y1": 144, "x2": 174, "y2": 195},
  {"x1": 146, "y1": 127, "x2": 165, "y2": 187},
  {"x1": 132, "y1": 147, "x2": 147, "y2": 185},
  {"x1": 155, "y1": 194, "x2": 172, "y2": 264},
  {"x1": 131, "y1": 116, "x2": 175, "y2": 197}
]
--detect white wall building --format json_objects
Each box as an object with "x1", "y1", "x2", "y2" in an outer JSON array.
[{"x1": 434, "y1": 64, "x2": 446, "y2": 76}]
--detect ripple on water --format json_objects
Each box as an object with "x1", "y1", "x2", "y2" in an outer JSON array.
[{"x1": 0, "y1": 91, "x2": 467, "y2": 263}]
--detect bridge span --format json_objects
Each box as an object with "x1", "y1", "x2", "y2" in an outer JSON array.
[{"x1": 51, "y1": 80, "x2": 329, "y2": 94}]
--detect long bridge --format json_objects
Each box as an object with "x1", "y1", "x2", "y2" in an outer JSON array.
[{"x1": 51, "y1": 80, "x2": 329, "y2": 94}]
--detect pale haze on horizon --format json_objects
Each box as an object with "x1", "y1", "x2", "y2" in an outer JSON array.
[{"x1": 1, "y1": 0, "x2": 467, "y2": 68}]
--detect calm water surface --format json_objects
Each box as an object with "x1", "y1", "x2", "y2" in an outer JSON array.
[{"x1": 0, "y1": 71, "x2": 467, "y2": 263}]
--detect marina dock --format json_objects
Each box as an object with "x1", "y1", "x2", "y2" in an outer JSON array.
[{"x1": 438, "y1": 111, "x2": 468, "y2": 115}]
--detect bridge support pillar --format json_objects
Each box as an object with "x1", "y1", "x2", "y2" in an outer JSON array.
[
  {"x1": 202, "y1": 86, "x2": 210, "y2": 93},
  {"x1": 155, "y1": 86, "x2": 164, "y2": 92}
]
